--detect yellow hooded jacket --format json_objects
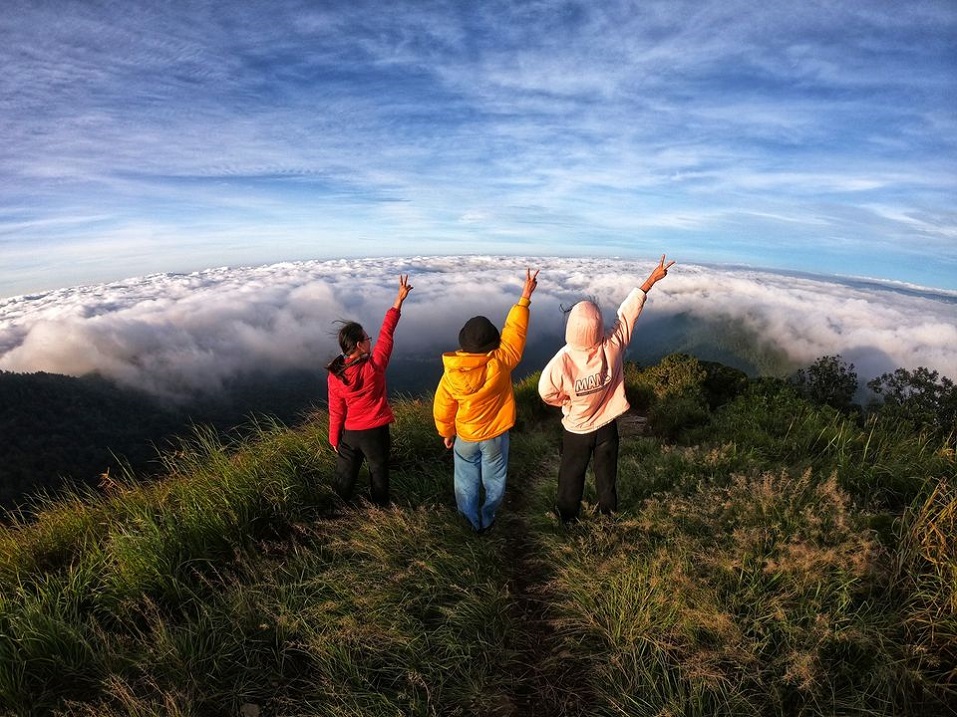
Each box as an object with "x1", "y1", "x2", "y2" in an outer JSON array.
[{"x1": 433, "y1": 298, "x2": 530, "y2": 442}]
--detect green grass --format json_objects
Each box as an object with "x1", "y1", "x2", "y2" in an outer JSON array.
[{"x1": 1, "y1": 360, "x2": 955, "y2": 716}]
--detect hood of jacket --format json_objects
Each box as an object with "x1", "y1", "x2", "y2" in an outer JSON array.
[
  {"x1": 440, "y1": 350, "x2": 493, "y2": 397},
  {"x1": 565, "y1": 300, "x2": 603, "y2": 350}
]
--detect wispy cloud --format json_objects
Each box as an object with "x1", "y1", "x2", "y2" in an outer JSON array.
[{"x1": 1, "y1": 1, "x2": 954, "y2": 295}]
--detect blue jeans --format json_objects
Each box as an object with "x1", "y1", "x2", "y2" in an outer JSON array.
[{"x1": 453, "y1": 432, "x2": 510, "y2": 531}]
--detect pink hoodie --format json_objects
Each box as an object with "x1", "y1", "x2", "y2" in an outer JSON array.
[{"x1": 538, "y1": 288, "x2": 647, "y2": 433}]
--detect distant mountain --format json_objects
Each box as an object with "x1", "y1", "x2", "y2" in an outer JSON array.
[{"x1": 0, "y1": 369, "x2": 330, "y2": 511}]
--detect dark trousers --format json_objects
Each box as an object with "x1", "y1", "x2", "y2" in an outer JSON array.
[
  {"x1": 335, "y1": 424, "x2": 391, "y2": 506},
  {"x1": 557, "y1": 419, "x2": 619, "y2": 522}
]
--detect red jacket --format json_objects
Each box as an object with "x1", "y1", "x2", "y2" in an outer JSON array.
[{"x1": 327, "y1": 307, "x2": 400, "y2": 448}]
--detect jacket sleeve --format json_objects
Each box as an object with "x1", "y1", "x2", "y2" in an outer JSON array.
[
  {"x1": 432, "y1": 377, "x2": 458, "y2": 438},
  {"x1": 372, "y1": 307, "x2": 400, "y2": 368},
  {"x1": 327, "y1": 375, "x2": 347, "y2": 448},
  {"x1": 608, "y1": 288, "x2": 647, "y2": 349},
  {"x1": 496, "y1": 298, "x2": 530, "y2": 369},
  {"x1": 537, "y1": 351, "x2": 569, "y2": 407}
]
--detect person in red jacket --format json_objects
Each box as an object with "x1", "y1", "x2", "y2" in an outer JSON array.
[{"x1": 326, "y1": 274, "x2": 413, "y2": 506}]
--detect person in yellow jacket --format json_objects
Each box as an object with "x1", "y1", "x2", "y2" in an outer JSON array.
[{"x1": 433, "y1": 268, "x2": 539, "y2": 532}]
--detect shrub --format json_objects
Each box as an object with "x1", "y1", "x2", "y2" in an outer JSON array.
[
  {"x1": 648, "y1": 393, "x2": 711, "y2": 440},
  {"x1": 792, "y1": 355, "x2": 859, "y2": 414},
  {"x1": 700, "y1": 360, "x2": 750, "y2": 410},
  {"x1": 625, "y1": 354, "x2": 748, "y2": 439},
  {"x1": 627, "y1": 354, "x2": 711, "y2": 437},
  {"x1": 868, "y1": 366, "x2": 957, "y2": 441},
  {"x1": 631, "y1": 353, "x2": 708, "y2": 401}
]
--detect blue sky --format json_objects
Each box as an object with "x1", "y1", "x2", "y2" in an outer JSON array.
[{"x1": 2, "y1": 0, "x2": 955, "y2": 298}]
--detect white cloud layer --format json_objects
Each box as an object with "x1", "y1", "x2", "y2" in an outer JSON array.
[{"x1": 1, "y1": 257, "x2": 954, "y2": 401}]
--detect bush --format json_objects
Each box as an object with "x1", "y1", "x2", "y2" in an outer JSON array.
[
  {"x1": 627, "y1": 354, "x2": 711, "y2": 437},
  {"x1": 700, "y1": 360, "x2": 750, "y2": 410},
  {"x1": 648, "y1": 393, "x2": 711, "y2": 440},
  {"x1": 868, "y1": 366, "x2": 957, "y2": 440},
  {"x1": 791, "y1": 355, "x2": 859, "y2": 414},
  {"x1": 630, "y1": 353, "x2": 708, "y2": 402},
  {"x1": 626, "y1": 355, "x2": 748, "y2": 439}
]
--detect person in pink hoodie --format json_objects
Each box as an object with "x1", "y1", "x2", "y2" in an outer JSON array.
[{"x1": 537, "y1": 255, "x2": 674, "y2": 523}]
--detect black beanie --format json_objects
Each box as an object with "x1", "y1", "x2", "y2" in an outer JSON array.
[{"x1": 458, "y1": 316, "x2": 500, "y2": 353}]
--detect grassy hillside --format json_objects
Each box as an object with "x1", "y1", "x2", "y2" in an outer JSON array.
[{"x1": 1, "y1": 356, "x2": 955, "y2": 716}]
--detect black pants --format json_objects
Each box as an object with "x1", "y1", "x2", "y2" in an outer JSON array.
[
  {"x1": 557, "y1": 419, "x2": 619, "y2": 522},
  {"x1": 335, "y1": 424, "x2": 391, "y2": 506}
]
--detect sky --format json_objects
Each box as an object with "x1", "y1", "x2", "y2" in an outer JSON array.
[
  {"x1": 2, "y1": 257, "x2": 955, "y2": 401},
  {"x1": 1, "y1": 0, "x2": 955, "y2": 299}
]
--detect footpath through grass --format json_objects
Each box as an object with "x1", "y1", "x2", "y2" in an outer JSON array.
[{"x1": 1, "y1": 365, "x2": 956, "y2": 716}]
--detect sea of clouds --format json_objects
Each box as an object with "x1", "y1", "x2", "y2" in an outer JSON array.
[{"x1": 1, "y1": 256, "x2": 955, "y2": 402}]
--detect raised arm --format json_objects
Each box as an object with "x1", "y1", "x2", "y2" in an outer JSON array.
[
  {"x1": 497, "y1": 268, "x2": 539, "y2": 368},
  {"x1": 609, "y1": 254, "x2": 675, "y2": 349}
]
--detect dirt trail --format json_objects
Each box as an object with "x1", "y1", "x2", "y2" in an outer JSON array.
[
  {"x1": 492, "y1": 454, "x2": 591, "y2": 716},
  {"x1": 491, "y1": 409, "x2": 649, "y2": 715}
]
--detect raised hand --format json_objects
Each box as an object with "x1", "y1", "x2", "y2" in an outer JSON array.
[
  {"x1": 394, "y1": 274, "x2": 413, "y2": 308},
  {"x1": 522, "y1": 268, "x2": 540, "y2": 300},
  {"x1": 642, "y1": 255, "x2": 675, "y2": 292}
]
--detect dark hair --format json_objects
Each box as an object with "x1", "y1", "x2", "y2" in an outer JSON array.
[
  {"x1": 325, "y1": 321, "x2": 367, "y2": 383},
  {"x1": 560, "y1": 295, "x2": 601, "y2": 324}
]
